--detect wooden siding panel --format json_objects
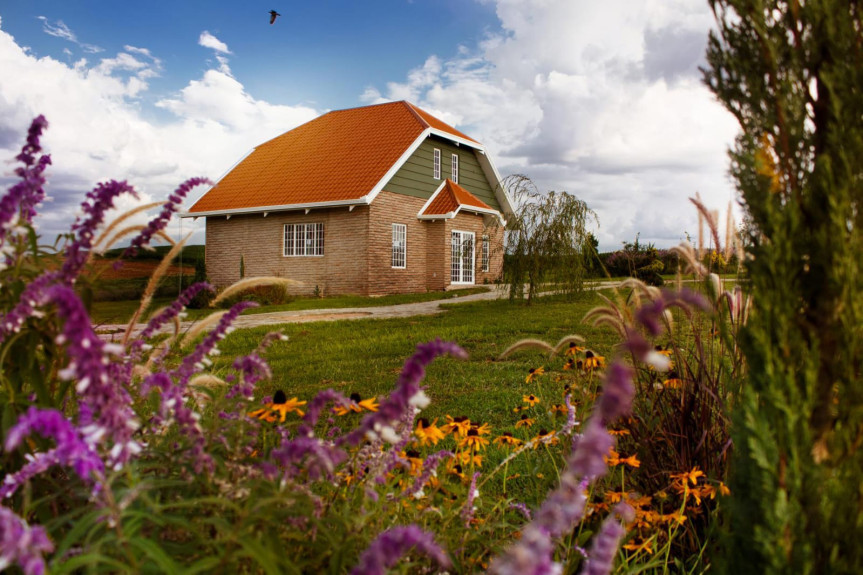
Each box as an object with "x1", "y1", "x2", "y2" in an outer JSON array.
[{"x1": 384, "y1": 139, "x2": 501, "y2": 210}]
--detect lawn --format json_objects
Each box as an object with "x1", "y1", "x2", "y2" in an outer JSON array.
[
  {"x1": 210, "y1": 290, "x2": 619, "y2": 431},
  {"x1": 89, "y1": 285, "x2": 493, "y2": 325}
]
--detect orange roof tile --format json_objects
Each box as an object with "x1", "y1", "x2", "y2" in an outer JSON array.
[
  {"x1": 188, "y1": 101, "x2": 481, "y2": 214},
  {"x1": 421, "y1": 180, "x2": 496, "y2": 217}
]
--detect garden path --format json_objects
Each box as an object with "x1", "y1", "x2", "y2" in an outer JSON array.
[{"x1": 95, "y1": 281, "x2": 624, "y2": 341}]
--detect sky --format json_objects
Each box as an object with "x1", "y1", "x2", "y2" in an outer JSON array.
[{"x1": 0, "y1": 0, "x2": 740, "y2": 252}]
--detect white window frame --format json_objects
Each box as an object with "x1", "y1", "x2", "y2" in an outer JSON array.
[
  {"x1": 482, "y1": 234, "x2": 490, "y2": 273},
  {"x1": 283, "y1": 222, "x2": 324, "y2": 256},
  {"x1": 451, "y1": 230, "x2": 475, "y2": 284},
  {"x1": 451, "y1": 153, "x2": 459, "y2": 183},
  {"x1": 433, "y1": 148, "x2": 441, "y2": 180},
  {"x1": 391, "y1": 223, "x2": 407, "y2": 269}
]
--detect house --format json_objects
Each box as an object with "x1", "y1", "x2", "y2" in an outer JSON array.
[{"x1": 182, "y1": 101, "x2": 514, "y2": 296}]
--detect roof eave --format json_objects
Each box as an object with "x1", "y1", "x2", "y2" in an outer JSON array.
[{"x1": 180, "y1": 197, "x2": 370, "y2": 219}]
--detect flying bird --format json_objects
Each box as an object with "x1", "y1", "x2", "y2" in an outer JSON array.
[{"x1": 269, "y1": 10, "x2": 281, "y2": 24}]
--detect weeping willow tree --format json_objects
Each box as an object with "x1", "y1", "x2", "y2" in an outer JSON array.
[
  {"x1": 704, "y1": 1, "x2": 863, "y2": 572},
  {"x1": 502, "y1": 175, "x2": 596, "y2": 304}
]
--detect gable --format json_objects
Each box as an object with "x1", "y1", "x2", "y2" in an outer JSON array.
[{"x1": 383, "y1": 137, "x2": 501, "y2": 211}]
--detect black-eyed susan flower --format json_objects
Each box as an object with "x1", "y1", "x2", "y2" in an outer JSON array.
[
  {"x1": 662, "y1": 371, "x2": 684, "y2": 389},
  {"x1": 459, "y1": 428, "x2": 490, "y2": 451},
  {"x1": 623, "y1": 539, "x2": 655, "y2": 555},
  {"x1": 582, "y1": 350, "x2": 605, "y2": 371},
  {"x1": 515, "y1": 414, "x2": 534, "y2": 428},
  {"x1": 402, "y1": 449, "x2": 424, "y2": 475},
  {"x1": 414, "y1": 417, "x2": 446, "y2": 447},
  {"x1": 248, "y1": 390, "x2": 307, "y2": 422},
  {"x1": 442, "y1": 415, "x2": 472, "y2": 437},
  {"x1": 563, "y1": 358, "x2": 577, "y2": 370},
  {"x1": 525, "y1": 366, "x2": 545, "y2": 383},
  {"x1": 358, "y1": 396, "x2": 379, "y2": 412},
  {"x1": 512, "y1": 405, "x2": 528, "y2": 413},
  {"x1": 472, "y1": 422, "x2": 492, "y2": 436},
  {"x1": 522, "y1": 394, "x2": 540, "y2": 406},
  {"x1": 550, "y1": 403, "x2": 568, "y2": 415},
  {"x1": 532, "y1": 429, "x2": 558, "y2": 447},
  {"x1": 671, "y1": 467, "x2": 705, "y2": 487},
  {"x1": 619, "y1": 454, "x2": 641, "y2": 468},
  {"x1": 493, "y1": 432, "x2": 523, "y2": 448},
  {"x1": 333, "y1": 392, "x2": 365, "y2": 416},
  {"x1": 566, "y1": 342, "x2": 585, "y2": 356},
  {"x1": 608, "y1": 428, "x2": 630, "y2": 436}
]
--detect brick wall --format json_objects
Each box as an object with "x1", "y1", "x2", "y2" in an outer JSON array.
[
  {"x1": 203, "y1": 195, "x2": 505, "y2": 296},
  {"x1": 367, "y1": 191, "x2": 429, "y2": 296},
  {"x1": 205, "y1": 207, "x2": 370, "y2": 296}
]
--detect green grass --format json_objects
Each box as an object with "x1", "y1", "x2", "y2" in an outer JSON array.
[
  {"x1": 89, "y1": 286, "x2": 493, "y2": 325},
  {"x1": 210, "y1": 291, "x2": 618, "y2": 430}
]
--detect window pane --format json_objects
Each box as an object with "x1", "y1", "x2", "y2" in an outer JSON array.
[
  {"x1": 451, "y1": 231, "x2": 461, "y2": 282},
  {"x1": 451, "y1": 154, "x2": 458, "y2": 183},
  {"x1": 433, "y1": 149, "x2": 441, "y2": 180}
]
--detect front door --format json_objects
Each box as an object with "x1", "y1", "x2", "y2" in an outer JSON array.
[{"x1": 451, "y1": 230, "x2": 475, "y2": 284}]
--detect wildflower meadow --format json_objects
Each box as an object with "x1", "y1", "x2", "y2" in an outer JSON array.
[{"x1": 1, "y1": 1, "x2": 862, "y2": 574}]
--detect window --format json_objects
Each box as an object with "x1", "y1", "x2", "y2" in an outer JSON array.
[
  {"x1": 283, "y1": 223, "x2": 324, "y2": 256},
  {"x1": 433, "y1": 149, "x2": 441, "y2": 179},
  {"x1": 392, "y1": 223, "x2": 406, "y2": 268},
  {"x1": 451, "y1": 154, "x2": 459, "y2": 183},
  {"x1": 451, "y1": 230, "x2": 475, "y2": 284},
  {"x1": 482, "y1": 235, "x2": 490, "y2": 272}
]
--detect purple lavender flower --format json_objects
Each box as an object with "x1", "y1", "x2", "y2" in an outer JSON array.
[
  {"x1": 269, "y1": 435, "x2": 347, "y2": 481},
  {"x1": 225, "y1": 332, "x2": 283, "y2": 400},
  {"x1": 580, "y1": 503, "x2": 633, "y2": 575},
  {"x1": 61, "y1": 180, "x2": 137, "y2": 282},
  {"x1": 129, "y1": 282, "x2": 213, "y2": 356},
  {"x1": 0, "y1": 506, "x2": 54, "y2": 575},
  {"x1": 461, "y1": 471, "x2": 481, "y2": 526},
  {"x1": 0, "y1": 272, "x2": 60, "y2": 343},
  {"x1": 300, "y1": 389, "x2": 352, "y2": 430},
  {"x1": 509, "y1": 502, "x2": 533, "y2": 521},
  {"x1": 122, "y1": 177, "x2": 212, "y2": 258},
  {"x1": 338, "y1": 339, "x2": 466, "y2": 447},
  {"x1": 47, "y1": 285, "x2": 140, "y2": 467},
  {"x1": 569, "y1": 418, "x2": 614, "y2": 479},
  {"x1": 0, "y1": 116, "x2": 50, "y2": 258},
  {"x1": 488, "y1": 525, "x2": 559, "y2": 575},
  {"x1": 2, "y1": 407, "x2": 105, "y2": 498},
  {"x1": 401, "y1": 450, "x2": 453, "y2": 499},
  {"x1": 561, "y1": 393, "x2": 577, "y2": 435},
  {"x1": 143, "y1": 301, "x2": 255, "y2": 472},
  {"x1": 596, "y1": 362, "x2": 635, "y2": 424},
  {"x1": 350, "y1": 525, "x2": 451, "y2": 575}
]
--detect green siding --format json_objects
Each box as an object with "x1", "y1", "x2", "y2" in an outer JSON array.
[{"x1": 384, "y1": 138, "x2": 501, "y2": 211}]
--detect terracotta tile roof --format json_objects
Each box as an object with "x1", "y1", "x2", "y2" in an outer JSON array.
[
  {"x1": 188, "y1": 101, "x2": 481, "y2": 214},
  {"x1": 420, "y1": 180, "x2": 496, "y2": 217},
  {"x1": 405, "y1": 103, "x2": 480, "y2": 145}
]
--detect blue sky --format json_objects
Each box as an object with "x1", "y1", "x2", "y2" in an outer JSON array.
[{"x1": 0, "y1": 0, "x2": 740, "y2": 250}]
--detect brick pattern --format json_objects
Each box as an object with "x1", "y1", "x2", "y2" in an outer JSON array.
[
  {"x1": 204, "y1": 192, "x2": 504, "y2": 296},
  {"x1": 205, "y1": 207, "x2": 369, "y2": 296}
]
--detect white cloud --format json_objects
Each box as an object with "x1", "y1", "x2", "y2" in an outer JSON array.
[
  {"x1": 0, "y1": 22, "x2": 318, "y2": 244},
  {"x1": 365, "y1": 0, "x2": 740, "y2": 250},
  {"x1": 37, "y1": 16, "x2": 102, "y2": 53},
  {"x1": 198, "y1": 31, "x2": 231, "y2": 55}
]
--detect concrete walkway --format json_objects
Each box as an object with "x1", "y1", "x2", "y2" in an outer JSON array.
[{"x1": 96, "y1": 281, "x2": 623, "y2": 340}]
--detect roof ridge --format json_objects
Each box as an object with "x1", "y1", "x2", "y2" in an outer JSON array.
[{"x1": 402, "y1": 101, "x2": 431, "y2": 130}]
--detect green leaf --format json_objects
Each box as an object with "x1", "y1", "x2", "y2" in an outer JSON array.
[{"x1": 128, "y1": 537, "x2": 181, "y2": 573}]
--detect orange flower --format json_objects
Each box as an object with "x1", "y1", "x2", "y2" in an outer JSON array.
[
  {"x1": 459, "y1": 429, "x2": 490, "y2": 451},
  {"x1": 671, "y1": 467, "x2": 705, "y2": 487},
  {"x1": 248, "y1": 390, "x2": 306, "y2": 422},
  {"x1": 719, "y1": 482, "x2": 731, "y2": 496},
  {"x1": 623, "y1": 539, "x2": 655, "y2": 555},
  {"x1": 414, "y1": 418, "x2": 446, "y2": 447},
  {"x1": 565, "y1": 341, "x2": 585, "y2": 356},
  {"x1": 526, "y1": 366, "x2": 545, "y2": 383},
  {"x1": 582, "y1": 351, "x2": 605, "y2": 371},
  {"x1": 532, "y1": 429, "x2": 558, "y2": 448},
  {"x1": 522, "y1": 394, "x2": 540, "y2": 406},
  {"x1": 515, "y1": 414, "x2": 535, "y2": 428},
  {"x1": 608, "y1": 428, "x2": 630, "y2": 436},
  {"x1": 442, "y1": 415, "x2": 472, "y2": 437},
  {"x1": 619, "y1": 454, "x2": 641, "y2": 468},
  {"x1": 493, "y1": 432, "x2": 523, "y2": 448}
]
